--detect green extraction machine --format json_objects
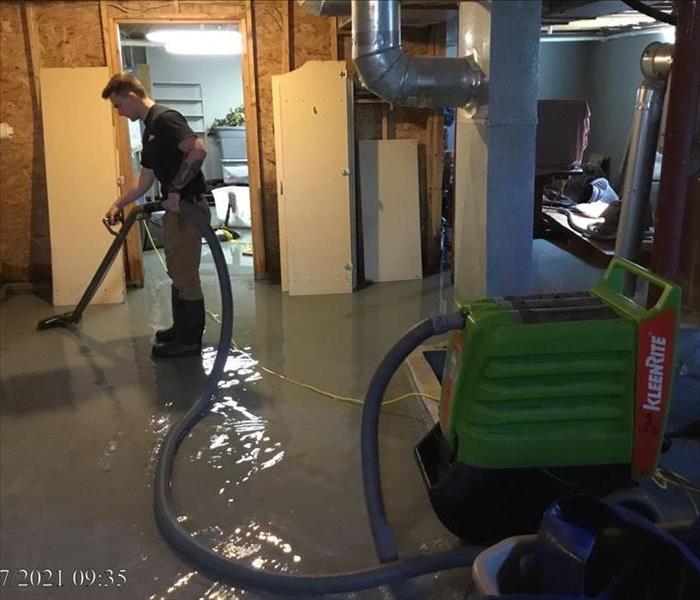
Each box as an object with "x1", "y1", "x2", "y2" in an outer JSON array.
[{"x1": 416, "y1": 258, "x2": 681, "y2": 542}]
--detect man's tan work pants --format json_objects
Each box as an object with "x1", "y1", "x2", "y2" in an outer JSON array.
[{"x1": 163, "y1": 197, "x2": 210, "y2": 301}]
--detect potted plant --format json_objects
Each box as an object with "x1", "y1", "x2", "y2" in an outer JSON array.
[{"x1": 208, "y1": 105, "x2": 246, "y2": 160}]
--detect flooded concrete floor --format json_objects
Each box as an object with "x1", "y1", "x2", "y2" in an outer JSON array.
[{"x1": 1, "y1": 238, "x2": 697, "y2": 599}]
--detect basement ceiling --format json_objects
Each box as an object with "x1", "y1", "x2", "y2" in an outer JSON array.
[
  {"x1": 119, "y1": 2, "x2": 676, "y2": 42},
  {"x1": 542, "y1": 0, "x2": 674, "y2": 37},
  {"x1": 336, "y1": 0, "x2": 675, "y2": 38}
]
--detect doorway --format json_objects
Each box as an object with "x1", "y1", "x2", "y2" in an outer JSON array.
[
  {"x1": 117, "y1": 22, "x2": 254, "y2": 280},
  {"x1": 107, "y1": 18, "x2": 263, "y2": 284}
]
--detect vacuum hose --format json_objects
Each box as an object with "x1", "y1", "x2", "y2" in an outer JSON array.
[
  {"x1": 361, "y1": 314, "x2": 467, "y2": 563},
  {"x1": 153, "y1": 202, "x2": 480, "y2": 595}
]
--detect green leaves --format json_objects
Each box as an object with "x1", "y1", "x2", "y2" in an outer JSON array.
[{"x1": 208, "y1": 105, "x2": 245, "y2": 136}]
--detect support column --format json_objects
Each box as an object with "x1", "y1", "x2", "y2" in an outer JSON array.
[
  {"x1": 453, "y1": 0, "x2": 540, "y2": 299},
  {"x1": 651, "y1": 0, "x2": 700, "y2": 301}
]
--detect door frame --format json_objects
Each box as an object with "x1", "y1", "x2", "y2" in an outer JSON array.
[{"x1": 101, "y1": 13, "x2": 266, "y2": 284}]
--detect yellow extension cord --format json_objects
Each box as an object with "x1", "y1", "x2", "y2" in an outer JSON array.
[{"x1": 142, "y1": 221, "x2": 440, "y2": 408}]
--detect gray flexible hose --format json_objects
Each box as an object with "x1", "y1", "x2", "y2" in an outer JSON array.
[
  {"x1": 361, "y1": 313, "x2": 467, "y2": 563},
  {"x1": 153, "y1": 202, "x2": 480, "y2": 595}
]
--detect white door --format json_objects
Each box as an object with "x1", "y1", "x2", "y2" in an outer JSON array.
[
  {"x1": 359, "y1": 140, "x2": 423, "y2": 282},
  {"x1": 274, "y1": 61, "x2": 355, "y2": 296},
  {"x1": 40, "y1": 67, "x2": 124, "y2": 306}
]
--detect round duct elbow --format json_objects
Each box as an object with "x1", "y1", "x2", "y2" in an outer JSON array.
[
  {"x1": 355, "y1": 49, "x2": 486, "y2": 109},
  {"x1": 351, "y1": 0, "x2": 486, "y2": 109}
]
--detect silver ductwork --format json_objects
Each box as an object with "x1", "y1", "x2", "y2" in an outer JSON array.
[
  {"x1": 298, "y1": 0, "x2": 485, "y2": 108},
  {"x1": 351, "y1": 0, "x2": 486, "y2": 108},
  {"x1": 615, "y1": 42, "x2": 674, "y2": 265},
  {"x1": 297, "y1": 0, "x2": 351, "y2": 17}
]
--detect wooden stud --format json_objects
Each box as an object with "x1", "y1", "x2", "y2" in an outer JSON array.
[
  {"x1": 135, "y1": 63, "x2": 152, "y2": 95},
  {"x1": 98, "y1": 0, "x2": 111, "y2": 67},
  {"x1": 243, "y1": 3, "x2": 267, "y2": 279},
  {"x1": 381, "y1": 104, "x2": 389, "y2": 140},
  {"x1": 424, "y1": 23, "x2": 447, "y2": 275},
  {"x1": 330, "y1": 16, "x2": 338, "y2": 61},
  {"x1": 425, "y1": 110, "x2": 434, "y2": 272},
  {"x1": 282, "y1": 0, "x2": 294, "y2": 72},
  {"x1": 23, "y1": 2, "x2": 42, "y2": 106},
  {"x1": 343, "y1": 34, "x2": 354, "y2": 76},
  {"x1": 100, "y1": 1, "x2": 145, "y2": 286},
  {"x1": 426, "y1": 112, "x2": 444, "y2": 274}
]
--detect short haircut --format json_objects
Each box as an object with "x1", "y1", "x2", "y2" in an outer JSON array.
[{"x1": 101, "y1": 72, "x2": 147, "y2": 99}]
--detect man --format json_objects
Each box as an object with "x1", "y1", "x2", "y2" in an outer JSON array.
[{"x1": 102, "y1": 73, "x2": 210, "y2": 358}]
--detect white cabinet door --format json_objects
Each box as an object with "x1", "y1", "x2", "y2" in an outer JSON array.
[
  {"x1": 40, "y1": 67, "x2": 124, "y2": 306},
  {"x1": 273, "y1": 61, "x2": 355, "y2": 296}
]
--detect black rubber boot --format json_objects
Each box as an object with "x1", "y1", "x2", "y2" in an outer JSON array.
[
  {"x1": 152, "y1": 298, "x2": 205, "y2": 359},
  {"x1": 155, "y1": 286, "x2": 180, "y2": 343}
]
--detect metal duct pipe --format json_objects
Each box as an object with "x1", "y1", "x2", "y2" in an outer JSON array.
[
  {"x1": 351, "y1": 0, "x2": 485, "y2": 108},
  {"x1": 615, "y1": 42, "x2": 673, "y2": 264},
  {"x1": 297, "y1": 0, "x2": 351, "y2": 17}
]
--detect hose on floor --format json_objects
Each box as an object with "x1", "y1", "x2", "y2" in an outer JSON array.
[
  {"x1": 361, "y1": 314, "x2": 467, "y2": 563},
  {"x1": 153, "y1": 202, "x2": 483, "y2": 596}
]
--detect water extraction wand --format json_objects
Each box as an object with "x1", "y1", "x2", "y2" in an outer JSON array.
[{"x1": 36, "y1": 202, "x2": 165, "y2": 331}]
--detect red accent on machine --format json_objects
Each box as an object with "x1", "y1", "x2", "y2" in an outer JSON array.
[{"x1": 632, "y1": 308, "x2": 677, "y2": 477}]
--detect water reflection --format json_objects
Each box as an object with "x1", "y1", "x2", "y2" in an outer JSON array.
[
  {"x1": 189, "y1": 395, "x2": 285, "y2": 494},
  {"x1": 147, "y1": 346, "x2": 296, "y2": 598},
  {"x1": 148, "y1": 521, "x2": 302, "y2": 599},
  {"x1": 147, "y1": 413, "x2": 173, "y2": 477}
]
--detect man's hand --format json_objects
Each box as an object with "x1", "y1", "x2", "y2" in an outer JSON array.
[
  {"x1": 105, "y1": 202, "x2": 123, "y2": 226},
  {"x1": 163, "y1": 191, "x2": 181, "y2": 213}
]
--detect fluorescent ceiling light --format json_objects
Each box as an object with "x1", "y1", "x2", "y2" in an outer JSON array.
[{"x1": 146, "y1": 29, "x2": 242, "y2": 55}]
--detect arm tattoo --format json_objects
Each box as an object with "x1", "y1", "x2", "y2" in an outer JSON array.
[{"x1": 169, "y1": 152, "x2": 204, "y2": 193}]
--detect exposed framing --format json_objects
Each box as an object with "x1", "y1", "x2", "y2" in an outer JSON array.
[
  {"x1": 99, "y1": 6, "x2": 266, "y2": 284},
  {"x1": 329, "y1": 16, "x2": 339, "y2": 61},
  {"x1": 282, "y1": 0, "x2": 294, "y2": 71},
  {"x1": 22, "y1": 2, "x2": 42, "y2": 106},
  {"x1": 425, "y1": 22, "x2": 446, "y2": 275}
]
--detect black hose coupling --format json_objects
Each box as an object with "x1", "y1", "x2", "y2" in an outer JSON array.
[{"x1": 430, "y1": 312, "x2": 466, "y2": 336}]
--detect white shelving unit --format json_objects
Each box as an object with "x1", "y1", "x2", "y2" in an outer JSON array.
[{"x1": 152, "y1": 82, "x2": 205, "y2": 134}]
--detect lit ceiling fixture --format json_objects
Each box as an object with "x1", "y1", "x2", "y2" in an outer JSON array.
[{"x1": 146, "y1": 29, "x2": 242, "y2": 55}]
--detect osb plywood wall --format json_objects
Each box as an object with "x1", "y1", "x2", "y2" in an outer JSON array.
[
  {"x1": 1, "y1": 2, "x2": 47, "y2": 282},
  {"x1": 0, "y1": 0, "x2": 442, "y2": 283},
  {"x1": 292, "y1": 1, "x2": 331, "y2": 70}
]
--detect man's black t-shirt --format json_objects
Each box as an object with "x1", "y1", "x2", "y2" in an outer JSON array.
[{"x1": 140, "y1": 104, "x2": 206, "y2": 200}]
